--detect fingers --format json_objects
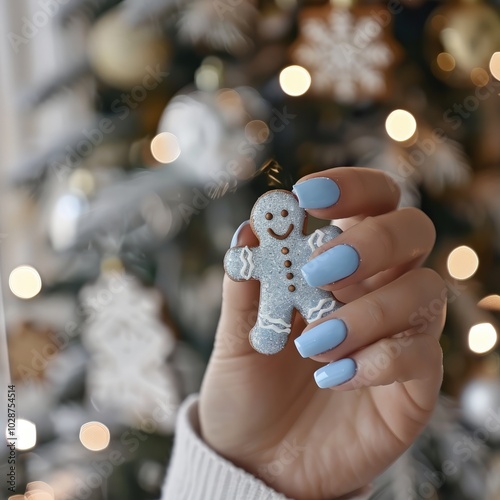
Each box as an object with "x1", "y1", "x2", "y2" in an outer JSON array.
[
  {"x1": 315, "y1": 333, "x2": 443, "y2": 410},
  {"x1": 295, "y1": 268, "x2": 446, "y2": 361},
  {"x1": 292, "y1": 167, "x2": 400, "y2": 219},
  {"x1": 301, "y1": 207, "x2": 436, "y2": 290},
  {"x1": 295, "y1": 267, "x2": 445, "y2": 410}
]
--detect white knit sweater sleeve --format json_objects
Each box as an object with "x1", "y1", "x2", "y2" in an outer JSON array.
[{"x1": 161, "y1": 395, "x2": 372, "y2": 500}]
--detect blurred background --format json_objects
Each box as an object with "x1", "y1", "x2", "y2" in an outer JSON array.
[{"x1": 1, "y1": 0, "x2": 500, "y2": 498}]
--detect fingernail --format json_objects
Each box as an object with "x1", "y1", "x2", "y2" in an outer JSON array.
[
  {"x1": 292, "y1": 177, "x2": 340, "y2": 209},
  {"x1": 294, "y1": 319, "x2": 347, "y2": 358},
  {"x1": 314, "y1": 358, "x2": 357, "y2": 388},
  {"x1": 301, "y1": 244, "x2": 359, "y2": 287},
  {"x1": 230, "y1": 220, "x2": 250, "y2": 247}
]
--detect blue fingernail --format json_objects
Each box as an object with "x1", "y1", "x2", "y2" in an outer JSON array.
[
  {"x1": 230, "y1": 220, "x2": 250, "y2": 247},
  {"x1": 295, "y1": 319, "x2": 347, "y2": 358},
  {"x1": 301, "y1": 244, "x2": 359, "y2": 287},
  {"x1": 292, "y1": 177, "x2": 340, "y2": 209},
  {"x1": 314, "y1": 358, "x2": 357, "y2": 388}
]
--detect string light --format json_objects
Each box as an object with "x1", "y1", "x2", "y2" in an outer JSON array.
[
  {"x1": 150, "y1": 132, "x2": 181, "y2": 164},
  {"x1": 9, "y1": 266, "x2": 42, "y2": 299},
  {"x1": 447, "y1": 245, "x2": 479, "y2": 280},
  {"x1": 79, "y1": 421, "x2": 110, "y2": 451},
  {"x1": 468, "y1": 323, "x2": 497, "y2": 354},
  {"x1": 279, "y1": 65, "x2": 311, "y2": 96},
  {"x1": 489, "y1": 52, "x2": 500, "y2": 81},
  {"x1": 385, "y1": 109, "x2": 417, "y2": 142}
]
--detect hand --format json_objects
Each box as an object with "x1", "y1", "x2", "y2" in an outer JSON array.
[{"x1": 199, "y1": 167, "x2": 445, "y2": 500}]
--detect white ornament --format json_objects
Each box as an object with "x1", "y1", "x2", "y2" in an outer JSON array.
[
  {"x1": 80, "y1": 271, "x2": 179, "y2": 433},
  {"x1": 293, "y1": 8, "x2": 394, "y2": 103}
]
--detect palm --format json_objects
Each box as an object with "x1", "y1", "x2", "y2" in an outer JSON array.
[{"x1": 200, "y1": 310, "x2": 435, "y2": 500}]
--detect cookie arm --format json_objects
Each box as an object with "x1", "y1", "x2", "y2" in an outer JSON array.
[
  {"x1": 224, "y1": 246, "x2": 259, "y2": 282},
  {"x1": 306, "y1": 225, "x2": 342, "y2": 251}
]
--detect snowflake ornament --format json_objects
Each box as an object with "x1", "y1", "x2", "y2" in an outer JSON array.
[{"x1": 291, "y1": 5, "x2": 400, "y2": 103}]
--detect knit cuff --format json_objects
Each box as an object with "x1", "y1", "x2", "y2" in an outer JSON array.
[{"x1": 161, "y1": 394, "x2": 372, "y2": 500}]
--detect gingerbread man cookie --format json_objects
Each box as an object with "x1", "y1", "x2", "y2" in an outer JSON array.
[{"x1": 224, "y1": 189, "x2": 342, "y2": 355}]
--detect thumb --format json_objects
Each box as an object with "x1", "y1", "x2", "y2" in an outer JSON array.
[{"x1": 213, "y1": 221, "x2": 261, "y2": 358}]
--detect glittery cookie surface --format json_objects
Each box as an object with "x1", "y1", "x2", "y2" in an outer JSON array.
[{"x1": 224, "y1": 189, "x2": 342, "y2": 355}]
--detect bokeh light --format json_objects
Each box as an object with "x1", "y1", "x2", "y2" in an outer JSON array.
[
  {"x1": 489, "y1": 52, "x2": 500, "y2": 81},
  {"x1": 245, "y1": 120, "x2": 270, "y2": 144},
  {"x1": 470, "y1": 67, "x2": 489, "y2": 87},
  {"x1": 447, "y1": 245, "x2": 479, "y2": 280},
  {"x1": 79, "y1": 421, "x2": 110, "y2": 451},
  {"x1": 478, "y1": 295, "x2": 500, "y2": 311},
  {"x1": 6, "y1": 419, "x2": 37, "y2": 450},
  {"x1": 279, "y1": 65, "x2": 311, "y2": 96},
  {"x1": 150, "y1": 132, "x2": 181, "y2": 164},
  {"x1": 436, "y1": 52, "x2": 455, "y2": 72},
  {"x1": 9, "y1": 266, "x2": 42, "y2": 299},
  {"x1": 385, "y1": 109, "x2": 417, "y2": 142},
  {"x1": 469, "y1": 323, "x2": 497, "y2": 354},
  {"x1": 25, "y1": 481, "x2": 54, "y2": 500}
]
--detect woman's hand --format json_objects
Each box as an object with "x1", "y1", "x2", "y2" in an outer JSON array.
[{"x1": 199, "y1": 167, "x2": 445, "y2": 500}]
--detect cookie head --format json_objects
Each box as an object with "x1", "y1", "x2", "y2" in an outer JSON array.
[{"x1": 251, "y1": 190, "x2": 305, "y2": 243}]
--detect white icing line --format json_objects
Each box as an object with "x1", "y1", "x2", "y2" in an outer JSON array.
[
  {"x1": 307, "y1": 298, "x2": 335, "y2": 322},
  {"x1": 259, "y1": 313, "x2": 291, "y2": 327},
  {"x1": 308, "y1": 229, "x2": 326, "y2": 251},
  {"x1": 258, "y1": 314, "x2": 292, "y2": 334},
  {"x1": 239, "y1": 246, "x2": 254, "y2": 280}
]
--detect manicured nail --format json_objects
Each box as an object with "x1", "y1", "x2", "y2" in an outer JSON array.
[
  {"x1": 301, "y1": 244, "x2": 359, "y2": 287},
  {"x1": 294, "y1": 319, "x2": 347, "y2": 358},
  {"x1": 292, "y1": 177, "x2": 340, "y2": 209},
  {"x1": 230, "y1": 220, "x2": 250, "y2": 247},
  {"x1": 314, "y1": 358, "x2": 357, "y2": 388}
]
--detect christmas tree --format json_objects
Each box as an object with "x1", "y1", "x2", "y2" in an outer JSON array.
[{"x1": 1, "y1": 0, "x2": 500, "y2": 498}]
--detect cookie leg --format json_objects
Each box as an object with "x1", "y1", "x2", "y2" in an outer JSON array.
[
  {"x1": 298, "y1": 289, "x2": 341, "y2": 324},
  {"x1": 249, "y1": 303, "x2": 293, "y2": 355}
]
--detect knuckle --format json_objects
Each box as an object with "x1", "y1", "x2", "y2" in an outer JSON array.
[
  {"x1": 363, "y1": 216, "x2": 396, "y2": 257},
  {"x1": 362, "y1": 295, "x2": 386, "y2": 327}
]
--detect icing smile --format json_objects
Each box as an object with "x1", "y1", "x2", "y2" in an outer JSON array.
[{"x1": 268, "y1": 224, "x2": 294, "y2": 240}]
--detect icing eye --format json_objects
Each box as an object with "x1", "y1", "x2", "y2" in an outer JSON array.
[
  {"x1": 281, "y1": 210, "x2": 288, "y2": 217},
  {"x1": 265, "y1": 213, "x2": 273, "y2": 220}
]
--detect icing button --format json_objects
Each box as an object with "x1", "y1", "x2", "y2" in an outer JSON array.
[
  {"x1": 284, "y1": 260, "x2": 292, "y2": 268},
  {"x1": 286, "y1": 273, "x2": 293, "y2": 279},
  {"x1": 288, "y1": 285, "x2": 296, "y2": 292},
  {"x1": 281, "y1": 247, "x2": 289, "y2": 254}
]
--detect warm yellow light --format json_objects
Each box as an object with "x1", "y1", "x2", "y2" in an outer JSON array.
[
  {"x1": 25, "y1": 481, "x2": 54, "y2": 500},
  {"x1": 279, "y1": 65, "x2": 311, "y2": 97},
  {"x1": 447, "y1": 245, "x2": 479, "y2": 280},
  {"x1": 150, "y1": 132, "x2": 181, "y2": 164},
  {"x1": 478, "y1": 295, "x2": 500, "y2": 311},
  {"x1": 469, "y1": 323, "x2": 497, "y2": 354},
  {"x1": 385, "y1": 110, "x2": 417, "y2": 142},
  {"x1": 437, "y1": 52, "x2": 455, "y2": 72},
  {"x1": 8, "y1": 419, "x2": 37, "y2": 450},
  {"x1": 245, "y1": 120, "x2": 270, "y2": 144},
  {"x1": 79, "y1": 421, "x2": 110, "y2": 451},
  {"x1": 471, "y1": 68, "x2": 489, "y2": 87},
  {"x1": 9, "y1": 266, "x2": 42, "y2": 299},
  {"x1": 489, "y1": 52, "x2": 500, "y2": 81}
]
